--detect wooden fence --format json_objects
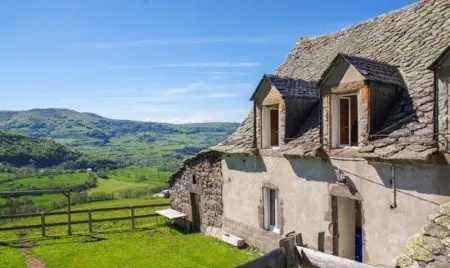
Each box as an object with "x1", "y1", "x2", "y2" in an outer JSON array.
[
  {"x1": 0, "y1": 202, "x2": 170, "y2": 237},
  {"x1": 237, "y1": 234, "x2": 376, "y2": 268}
]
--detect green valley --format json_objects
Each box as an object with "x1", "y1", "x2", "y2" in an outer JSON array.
[{"x1": 0, "y1": 109, "x2": 238, "y2": 171}]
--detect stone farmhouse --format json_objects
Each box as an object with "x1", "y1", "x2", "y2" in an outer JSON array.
[{"x1": 169, "y1": 0, "x2": 450, "y2": 266}]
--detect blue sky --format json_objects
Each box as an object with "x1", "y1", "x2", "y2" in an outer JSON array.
[{"x1": 0, "y1": 0, "x2": 415, "y2": 123}]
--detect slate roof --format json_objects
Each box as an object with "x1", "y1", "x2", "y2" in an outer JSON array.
[
  {"x1": 251, "y1": 74, "x2": 320, "y2": 100},
  {"x1": 212, "y1": 0, "x2": 450, "y2": 160},
  {"x1": 321, "y1": 53, "x2": 407, "y2": 88},
  {"x1": 210, "y1": 110, "x2": 256, "y2": 154}
]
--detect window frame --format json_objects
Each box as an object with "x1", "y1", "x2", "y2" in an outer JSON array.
[
  {"x1": 332, "y1": 93, "x2": 360, "y2": 148},
  {"x1": 263, "y1": 187, "x2": 279, "y2": 233},
  {"x1": 262, "y1": 106, "x2": 280, "y2": 149}
]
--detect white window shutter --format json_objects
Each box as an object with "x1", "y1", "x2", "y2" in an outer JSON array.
[{"x1": 263, "y1": 188, "x2": 269, "y2": 230}]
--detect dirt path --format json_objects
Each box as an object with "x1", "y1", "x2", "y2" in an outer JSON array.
[
  {"x1": 16, "y1": 234, "x2": 45, "y2": 268},
  {"x1": 18, "y1": 244, "x2": 45, "y2": 268}
]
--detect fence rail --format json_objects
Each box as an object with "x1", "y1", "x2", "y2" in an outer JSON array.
[{"x1": 0, "y1": 202, "x2": 170, "y2": 236}]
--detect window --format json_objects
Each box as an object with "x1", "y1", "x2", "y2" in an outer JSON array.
[
  {"x1": 332, "y1": 94, "x2": 359, "y2": 147},
  {"x1": 192, "y1": 175, "x2": 197, "y2": 184},
  {"x1": 262, "y1": 106, "x2": 279, "y2": 148},
  {"x1": 263, "y1": 188, "x2": 279, "y2": 232}
]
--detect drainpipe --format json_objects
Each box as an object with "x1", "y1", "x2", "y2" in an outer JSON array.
[{"x1": 390, "y1": 163, "x2": 397, "y2": 209}]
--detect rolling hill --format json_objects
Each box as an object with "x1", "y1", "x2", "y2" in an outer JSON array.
[
  {"x1": 0, "y1": 131, "x2": 79, "y2": 168},
  {"x1": 0, "y1": 109, "x2": 238, "y2": 170}
]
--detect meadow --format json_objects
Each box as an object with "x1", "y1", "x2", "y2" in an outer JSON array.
[
  {"x1": 0, "y1": 167, "x2": 170, "y2": 214},
  {"x1": 0, "y1": 199, "x2": 260, "y2": 268}
]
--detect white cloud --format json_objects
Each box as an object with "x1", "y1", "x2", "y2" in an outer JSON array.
[
  {"x1": 109, "y1": 62, "x2": 261, "y2": 69},
  {"x1": 76, "y1": 35, "x2": 292, "y2": 49},
  {"x1": 155, "y1": 114, "x2": 217, "y2": 124},
  {"x1": 155, "y1": 62, "x2": 261, "y2": 68},
  {"x1": 202, "y1": 93, "x2": 239, "y2": 99}
]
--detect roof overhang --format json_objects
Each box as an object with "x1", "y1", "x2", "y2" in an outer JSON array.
[
  {"x1": 318, "y1": 53, "x2": 406, "y2": 88},
  {"x1": 249, "y1": 74, "x2": 276, "y2": 101}
]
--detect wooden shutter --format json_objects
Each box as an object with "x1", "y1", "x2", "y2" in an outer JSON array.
[
  {"x1": 270, "y1": 109, "x2": 279, "y2": 146},
  {"x1": 339, "y1": 98, "x2": 350, "y2": 145}
]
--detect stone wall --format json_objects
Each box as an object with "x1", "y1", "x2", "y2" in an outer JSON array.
[
  {"x1": 395, "y1": 202, "x2": 450, "y2": 268},
  {"x1": 222, "y1": 217, "x2": 281, "y2": 252},
  {"x1": 169, "y1": 151, "x2": 223, "y2": 235}
]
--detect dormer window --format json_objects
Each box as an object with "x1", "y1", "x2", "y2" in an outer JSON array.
[
  {"x1": 250, "y1": 74, "x2": 320, "y2": 150},
  {"x1": 320, "y1": 54, "x2": 406, "y2": 149},
  {"x1": 262, "y1": 106, "x2": 279, "y2": 148},
  {"x1": 333, "y1": 94, "x2": 359, "y2": 147}
]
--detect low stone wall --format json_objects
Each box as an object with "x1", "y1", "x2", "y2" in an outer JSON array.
[
  {"x1": 395, "y1": 202, "x2": 450, "y2": 268},
  {"x1": 222, "y1": 217, "x2": 281, "y2": 252}
]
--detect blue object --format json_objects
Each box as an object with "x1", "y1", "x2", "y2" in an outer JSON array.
[{"x1": 355, "y1": 228, "x2": 363, "y2": 262}]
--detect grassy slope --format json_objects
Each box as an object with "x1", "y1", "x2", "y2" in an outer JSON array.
[
  {"x1": 0, "y1": 173, "x2": 87, "y2": 191},
  {"x1": 31, "y1": 227, "x2": 258, "y2": 268},
  {"x1": 0, "y1": 109, "x2": 238, "y2": 169},
  {"x1": 0, "y1": 199, "x2": 259, "y2": 268},
  {"x1": 0, "y1": 131, "x2": 78, "y2": 168},
  {"x1": 0, "y1": 167, "x2": 169, "y2": 208},
  {"x1": 0, "y1": 246, "x2": 25, "y2": 268}
]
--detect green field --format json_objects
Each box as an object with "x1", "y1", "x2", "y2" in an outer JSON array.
[
  {"x1": 0, "y1": 173, "x2": 87, "y2": 191},
  {"x1": 0, "y1": 167, "x2": 170, "y2": 213},
  {"x1": 0, "y1": 199, "x2": 259, "y2": 268}
]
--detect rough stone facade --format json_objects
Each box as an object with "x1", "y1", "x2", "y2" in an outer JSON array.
[
  {"x1": 222, "y1": 217, "x2": 281, "y2": 252},
  {"x1": 395, "y1": 202, "x2": 450, "y2": 268},
  {"x1": 169, "y1": 151, "x2": 223, "y2": 235}
]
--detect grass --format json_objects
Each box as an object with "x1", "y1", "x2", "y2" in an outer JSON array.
[
  {"x1": 0, "y1": 167, "x2": 169, "y2": 209},
  {"x1": 0, "y1": 245, "x2": 25, "y2": 268},
  {"x1": 0, "y1": 198, "x2": 170, "y2": 240},
  {"x1": 108, "y1": 167, "x2": 171, "y2": 183},
  {"x1": 90, "y1": 178, "x2": 167, "y2": 195},
  {"x1": 0, "y1": 199, "x2": 260, "y2": 268},
  {"x1": 30, "y1": 227, "x2": 259, "y2": 268},
  {"x1": 0, "y1": 173, "x2": 87, "y2": 191}
]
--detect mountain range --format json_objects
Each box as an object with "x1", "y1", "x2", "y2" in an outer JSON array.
[{"x1": 0, "y1": 109, "x2": 238, "y2": 170}]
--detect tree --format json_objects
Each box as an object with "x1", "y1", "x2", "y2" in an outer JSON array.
[{"x1": 86, "y1": 172, "x2": 98, "y2": 188}]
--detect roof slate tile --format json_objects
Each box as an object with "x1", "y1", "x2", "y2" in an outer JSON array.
[{"x1": 211, "y1": 0, "x2": 449, "y2": 160}]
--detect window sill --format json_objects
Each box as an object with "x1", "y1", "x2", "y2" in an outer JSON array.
[
  {"x1": 335, "y1": 145, "x2": 359, "y2": 149},
  {"x1": 268, "y1": 226, "x2": 280, "y2": 233}
]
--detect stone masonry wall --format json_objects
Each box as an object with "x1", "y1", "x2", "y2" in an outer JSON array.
[
  {"x1": 169, "y1": 151, "x2": 223, "y2": 234},
  {"x1": 395, "y1": 202, "x2": 450, "y2": 268},
  {"x1": 222, "y1": 217, "x2": 281, "y2": 252}
]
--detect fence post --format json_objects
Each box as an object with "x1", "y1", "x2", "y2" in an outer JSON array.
[
  {"x1": 130, "y1": 206, "x2": 135, "y2": 229},
  {"x1": 67, "y1": 191, "x2": 72, "y2": 235},
  {"x1": 280, "y1": 236, "x2": 297, "y2": 268},
  {"x1": 40, "y1": 212, "x2": 46, "y2": 237},
  {"x1": 88, "y1": 210, "x2": 93, "y2": 233}
]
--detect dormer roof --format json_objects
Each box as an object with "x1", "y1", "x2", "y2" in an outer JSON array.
[
  {"x1": 319, "y1": 53, "x2": 406, "y2": 88},
  {"x1": 250, "y1": 74, "x2": 319, "y2": 101}
]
